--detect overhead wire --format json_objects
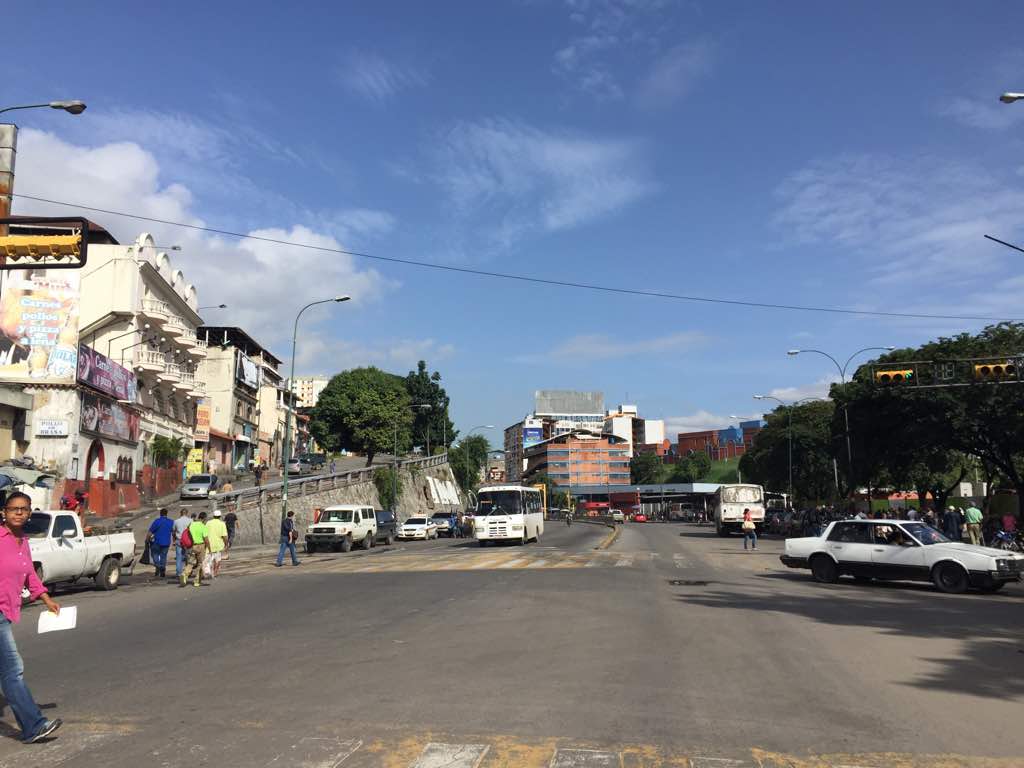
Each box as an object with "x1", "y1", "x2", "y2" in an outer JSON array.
[{"x1": 10, "y1": 192, "x2": 1018, "y2": 323}]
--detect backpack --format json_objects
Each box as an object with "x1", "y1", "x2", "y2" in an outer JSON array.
[{"x1": 180, "y1": 526, "x2": 194, "y2": 549}]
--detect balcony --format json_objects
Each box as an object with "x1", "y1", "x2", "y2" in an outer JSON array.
[
  {"x1": 176, "y1": 369, "x2": 195, "y2": 392},
  {"x1": 162, "y1": 361, "x2": 182, "y2": 383},
  {"x1": 163, "y1": 314, "x2": 185, "y2": 337},
  {"x1": 140, "y1": 298, "x2": 169, "y2": 324},
  {"x1": 184, "y1": 333, "x2": 207, "y2": 358},
  {"x1": 135, "y1": 349, "x2": 165, "y2": 373},
  {"x1": 190, "y1": 379, "x2": 207, "y2": 398}
]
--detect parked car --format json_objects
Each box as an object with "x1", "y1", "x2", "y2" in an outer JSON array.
[
  {"x1": 375, "y1": 509, "x2": 397, "y2": 546},
  {"x1": 297, "y1": 453, "x2": 327, "y2": 470},
  {"x1": 179, "y1": 474, "x2": 219, "y2": 500},
  {"x1": 632, "y1": 512, "x2": 648, "y2": 523},
  {"x1": 304, "y1": 504, "x2": 377, "y2": 552},
  {"x1": 781, "y1": 519, "x2": 1024, "y2": 593},
  {"x1": 285, "y1": 457, "x2": 312, "y2": 476},
  {"x1": 611, "y1": 509, "x2": 625, "y2": 524},
  {"x1": 398, "y1": 517, "x2": 438, "y2": 540},
  {"x1": 26, "y1": 511, "x2": 137, "y2": 591},
  {"x1": 431, "y1": 511, "x2": 461, "y2": 537}
]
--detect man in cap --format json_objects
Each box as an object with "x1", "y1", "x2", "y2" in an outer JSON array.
[{"x1": 205, "y1": 510, "x2": 229, "y2": 579}]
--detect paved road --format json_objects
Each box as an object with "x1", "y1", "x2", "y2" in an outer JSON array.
[{"x1": 2, "y1": 522, "x2": 1020, "y2": 767}]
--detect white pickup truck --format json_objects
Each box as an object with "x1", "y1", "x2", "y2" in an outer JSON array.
[{"x1": 26, "y1": 511, "x2": 137, "y2": 591}]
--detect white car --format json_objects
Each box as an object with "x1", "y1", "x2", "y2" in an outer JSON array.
[
  {"x1": 398, "y1": 517, "x2": 438, "y2": 540},
  {"x1": 611, "y1": 509, "x2": 625, "y2": 523},
  {"x1": 28, "y1": 511, "x2": 137, "y2": 591},
  {"x1": 781, "y1": 519, "x2": 1024, "y2": 594},
  {"x1": 305, "y1": 505, "x2": 376, "y2": 552}
]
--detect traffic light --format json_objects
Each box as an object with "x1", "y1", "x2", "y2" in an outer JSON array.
[
  {"x1": 974, "y1": 362, "x2": 1017, "y2": 381},
  {"x1": 875, "y1": 369, "x2": 915, "y2": 385}
]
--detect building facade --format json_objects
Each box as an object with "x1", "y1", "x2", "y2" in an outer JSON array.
[
  {"x1": 291, "y1": 375, "x2": 329, "y2": 409},
  {"x1": 677, "y1": 419, "x2": 763, "y2": 462},
  {"x1": 522, "y1": 431, "x2": 631, "y2": 488}
]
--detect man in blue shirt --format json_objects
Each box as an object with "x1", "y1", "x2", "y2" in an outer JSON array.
[
  {"x1": 146, "y1": 508, "x2": 175, "y2": 579},
  {"x1": 275, "y1": 510, "x2": 301, "y2": 567}
]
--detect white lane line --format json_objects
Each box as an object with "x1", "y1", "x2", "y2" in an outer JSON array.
[
  {"x1": 614, "y1": 556, "x2": 633, "y2": 567},
  {"x1": 584, "y1": 558, "x2": 601, "y2": 568},
  {"x1": 497, "y1": 558, "x2": 529, "y2": 569},
  {"x1": 264, "y1": 737, "x2": 361, "y2": 767},
  {"x1": 549, "y1": 748, "x2": 619, "y2": 767},
  {"x1": 690, "y1": 758, "x2": 749, "y2": 767},
  {"x1": 409, "y1": 742, "x2": 489, "y2": 768},
  {"x1": 673, "y1": 554, "x2": 690, "y2": 568},
  {"x1": 469, "y1": 558, "x2": 510, "y2": 570}
]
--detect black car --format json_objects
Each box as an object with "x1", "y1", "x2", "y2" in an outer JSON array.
[
  {"x1": 375, "y1": 509, "x2": 397, "y2": 545},
  {"x1": 298, "y1": 453, "x2": 327, "y2": 469}
]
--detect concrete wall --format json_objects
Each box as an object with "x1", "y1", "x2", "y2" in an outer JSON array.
[{"x1": 222, "y1": 460, "x2": 462, "y2": 546}]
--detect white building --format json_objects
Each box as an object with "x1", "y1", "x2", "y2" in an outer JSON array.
[{"x1": 291, "y1": 375, "x2": 329, "y2": 408}]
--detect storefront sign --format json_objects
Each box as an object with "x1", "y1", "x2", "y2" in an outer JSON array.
[
  {"x1": 194, "y1": 402, "x2": 211, "y2": 441},
  {"x1": 186, "y1": 447, "x2": 204, "y2": 476},
  {"x1": 36, "y1": 418, "x2": 69, "y2": 437},
  {"x1": 0, "y1": 269, "x2": 80, "y2": 383},
  {"x1": 80, "y1": 392, "x2": 140, "y2": 443},
  {"x1": 77, "y1": 344, "x2": 136, "y2": 401}
]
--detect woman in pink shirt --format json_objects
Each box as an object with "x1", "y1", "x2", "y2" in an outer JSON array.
[{"x1": 0, "y1": 491, "x2": 62, "y2": 744}]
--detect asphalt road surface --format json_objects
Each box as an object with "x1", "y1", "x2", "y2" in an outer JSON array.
[{"x1": 2, "y1": 521, "x2": 1021, "y2": 767}]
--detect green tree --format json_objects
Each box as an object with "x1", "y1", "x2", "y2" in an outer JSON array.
[
  {"x1": 151, "y1": 436, "x2": 186, "y2": 468},
  {"x1": 404, "y1": 360, "x2": 457, "y2": 451},
  {"x1": 309, "y1": 367, "x2": 412, "y2": 466},
  {"x1": 448, "y1": 435, "x2": 492, "y2": 492},
  {"x1": 630, "y1": 452, "x2": 664, "y2": 484}
]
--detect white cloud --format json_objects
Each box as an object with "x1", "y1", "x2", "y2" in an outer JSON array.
[
  {"x1": 666, "y1": 410, "x2": 736, "y2": 436},
  {"x1": 765, "y1": 374, "x2": 838, "y2": 403},
  {"x1": 435, "y1": 118, "x2": 653, "y2": 245},
  {"x1": 294, "y1": 336, "x2": 455, "y2": 375},
  {"x1": 637, "y1": 40, "x2": 715, "y2": 108},
  {"x1": 541, "y1": 330, "x2": 707, "y2": 362},
  {"x1": 339, "y1": 51, "x2": 429, "y2": 102},
  {"x1": 13, "y1": 129, "x2": 391, "y2": 351},
  {"x1": 774, "y1": 153, "x2": 1024, "y2": 287}
]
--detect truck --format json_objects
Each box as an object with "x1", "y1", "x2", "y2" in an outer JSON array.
[
  {"x1": 713, "y1": 483, "x2": 766, "y2": 536},
  {"x1": 26, "y1": 511, "x2": 137, "y2": 591},
  {"x1": 305, "y1": 504, "x2": 377, "y2": 552}
]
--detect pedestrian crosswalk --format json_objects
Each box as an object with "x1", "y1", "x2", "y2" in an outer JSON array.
[
  {"x1": 213, "y1": 548, "x2": 658, "y2": 578},
  {"x1": 0, "y1": 728, "x2": 1008, "y2": 768}
]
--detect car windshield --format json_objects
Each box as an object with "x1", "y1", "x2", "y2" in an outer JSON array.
[
  {"x1": 901, "y1": 523, "x2": 949, "y2": 545},
  {"x1": 432, "y1": 513, "x2": 450, "y2": 520},
  {"x1": 406, "y1": 518, "x2": 425, "y2": 525},
  {"x1": 721, "y1": 486, "x2": 762, "y2": 504},
  {"x1": 477, "y1": 491, "x2": 522, "y2": 516},
  {"x1": 320, "y1": 510, "x2": 353, "y2": 523},
  {"x1": 187, "y1": 475, "x2": 212, "y2": 484},
  {"x1": 24, "y1": 512, "x2": 51, "y2": 539}
]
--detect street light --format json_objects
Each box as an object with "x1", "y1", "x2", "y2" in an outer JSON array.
[
  {"x1": 281, "y1": 295, "x2": 350, "y2": 523},
  {"x1": 0, "y1": 100, "x2": 87, "y2": 116},
  {"x1": 106, "y1": 323, "x2": 150, "y2": 357},
  {"x1": 198, "y1": 304, "x2": 228, "y2": 310},
  {"x1": 999, "y1": 92, "x2": 1024, "y2": 104},
  {"x1": 752, "y1": 395, "x2": 824, "y2": 504},
  {"x1": 787, "y1": 346, "x2": 895, "y2": 495}
]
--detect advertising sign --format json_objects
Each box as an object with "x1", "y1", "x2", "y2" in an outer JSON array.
[
  {"x1": 186, "y1": 447, "x2": 204, "y2": 476},
  {"x1": 194, "y1": 402, "x2": 211, "y2": 441},
  {"x1": 80, "y1": 392, "x2": 140, "y2": 443},
  {"x1": 36, "y1": 419, "x2": 69, "y2": 437},
  {"x1": 77, "y1": 344, "x2": 136, "y2": 401},
  {"x1": 523, "y1": 427, "x2": 543, "y2": 448},
  {"x1": 236, "y1": 351, "x2": 260, "y2": 389},
  {"x1": 0, "y1": 269, "x2": 80, "y2": 383}
]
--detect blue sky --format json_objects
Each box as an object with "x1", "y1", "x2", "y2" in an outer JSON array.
[{"x1": 7, "y1": 1, "x2": 1024, "y2": 442}]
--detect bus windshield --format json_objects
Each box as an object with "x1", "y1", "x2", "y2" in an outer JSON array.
[
  {"x1": 721, "y1": 486, "x2": 763, "y2": 504},
  {"x1": 477, "y1": 491, "x2": 522, "y2": 516}
]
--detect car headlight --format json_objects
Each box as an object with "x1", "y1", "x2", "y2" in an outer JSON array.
[
  {"x1": 996, "y1": 559, "x2": 1011, "y2": 572},
  {"x1": 512, "y1": 524, "x2": 524, "y2": 530}
]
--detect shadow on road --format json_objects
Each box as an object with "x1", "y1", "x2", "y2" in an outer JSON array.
[{"x1": 673, "y1": 580, "x2": 1024, "y2": 700}]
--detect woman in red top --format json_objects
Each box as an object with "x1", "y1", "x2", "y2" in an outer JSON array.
[{"x1": 0, "y1": 491, "x2": 62, "y2": 744}]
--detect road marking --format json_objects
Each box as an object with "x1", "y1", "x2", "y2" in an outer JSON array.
[
  {"x1": 549, "y1": 748, "x2": 619, "y2": 767},
  {"x1": 614, "y1": 556, "x2": 633, "y2": 567},
  {"x1": 264, "y1": 737, "x2": 361, "y2": 767},
  {"x1": 409, "y1": 742, "x2": 489, "y2": 768},
  {"x1": 584, "y1": 559, "x2": 600, "y2": 567},
  {"x1": 689, "y1": 759, "x2": 749, "y2": 767},
  {"x1": 497, "y1": 558, "x2": 529, "y2": 569},
  {"x1": 673, "y1": 554, "x2": 690, "y2": 568}
]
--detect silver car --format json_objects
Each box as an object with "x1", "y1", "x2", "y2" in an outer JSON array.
[
  {"x1": 286, "y1": 457, "x2": 312, "y2": 475},
  {"x1": 179, "y1": 474, "x2": 219, "y2": 499}
]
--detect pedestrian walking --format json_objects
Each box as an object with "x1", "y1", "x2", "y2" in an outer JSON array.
[
  {"x1": 330, "y1": 459, "x2": 337, "y2": 474},
  {"x1": 906, "y1": 507, "x2": 918, "y2": 521},
  {"x1": 173, "y1": 508, "x2": 193, "y2": 579},
  {"x1": 964, "y1": 503, "x2": 983, "y2": 546},
  {"x1": 205, "y1": 511, "x2": 229, "y2": 579},
  {"x1": 0, "y1": 491, "x2": 63, "y2": 744},
  {"x1": 275, "y1": 510, "x2": 301, "y2": 567},
  {"x1": 146, "y1": 508, "x2": 175, "y2": 579},
  {"x1": 741, "y1": 509, "x2": 757, "y2": 550},
  {"x1": 253, "y1": 463, "x2": 263, "y2": 487},
  {"x1": 223, "y1": 510, "x2": 238, "y2": 553},
  {"x1": 181, "y1": 511, "x2": 209, "y2": 587}
]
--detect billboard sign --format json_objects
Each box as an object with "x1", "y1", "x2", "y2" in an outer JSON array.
[
  {"x1": 236, "y1": 352, "x2": 260, "y2": 389},
  {"x1": 80, "y1": 392, "x2": 140, "y2": 443},
  {"x1": 186, "y1": 447, "x2": 204, "y2": 476},
  {"x1": 0, "y1": 269, "x2": 80, "y2": 383},
  {"x1": 77, "y1": 344, "x2": 136, "y2": 402},
  {"x1": 194, "y1": 402, "x2": 211, "y2": 441},
  {"x1": 523, "y1": 427, "x2": 543, "y2": 448}
]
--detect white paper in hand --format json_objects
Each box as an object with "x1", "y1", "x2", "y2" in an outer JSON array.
[{"x1": 38, "y1": 606, "x2": 77, "y2": 634}]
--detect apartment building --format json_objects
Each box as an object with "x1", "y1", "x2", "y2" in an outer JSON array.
[
  {"x1": 290, "y1": 375, "x2": 329, "y2": 408},
  {"x1": 522, "y1": 431, "x2": 631, "y2": 488}
]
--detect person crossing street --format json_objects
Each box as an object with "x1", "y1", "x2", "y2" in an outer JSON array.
[
  {"x1": 146, "y1": 508, "x2": 174, "y2": 579},
  {"x1": 181, "y1": 511, "x2": 209, "y2": 587},
  {"x1": 275, "y1": 510, "x2": 301, "y2": 567}
]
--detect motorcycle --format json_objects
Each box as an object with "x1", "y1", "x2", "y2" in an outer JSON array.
[
  {"x1": 565, "y1": 515, "x2": 572, "y2": 527},
  {"x1": 990, "y1": 529, "x2": 1022, "y2": 552}
]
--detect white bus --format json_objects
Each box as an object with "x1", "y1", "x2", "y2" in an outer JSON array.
[
  {"x1": 713, "y1": 483, "x2": 766, "y2": 536},
  {"x1": 474, "y1": 485, "x2": 544, "y2": 546}
]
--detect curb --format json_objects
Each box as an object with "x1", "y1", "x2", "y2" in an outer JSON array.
[{"x1": 595, "y1": 524, "x2": 621, "y2": 551}]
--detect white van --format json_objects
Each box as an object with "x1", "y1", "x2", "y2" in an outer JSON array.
[{"x1": 305, "y1": 504, "x2": 377, "y2": 552}]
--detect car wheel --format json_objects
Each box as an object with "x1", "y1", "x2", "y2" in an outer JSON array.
[
  {"x1": 385, "y1": 533, "x2": 394, "y2": 546},
  {"x1": 932, "y1": 562, "x2": 968, "y2": 594},
  {"x1": 340, "y1": 536, "x2": 352, "y2": 553},
  {"x1": 95, "y1": 558, "x2": 121, "y2": 591},
  {"x1": 306, "y1": 542, "x2": 316, "y2": 554},
  {"x1": 362, "y1": 533, "x2": 373, "y2": 550},
  {"x1": 520, "y1": 531, "x2": 527, "y2": 546},
  {"x1": 809, "y1": 555, "x2": 838, "y2": 584}
]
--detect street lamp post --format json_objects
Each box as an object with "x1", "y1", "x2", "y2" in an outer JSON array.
[
  {"x1": 281, "y1": 296, "x2": 350, "y2": 523},
  {"x1": 787, "y1": 346, "x2": 895, "y2": 496},
  {"x1": 752, "y1": 395, "x2": 824, "y2": 504}
]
